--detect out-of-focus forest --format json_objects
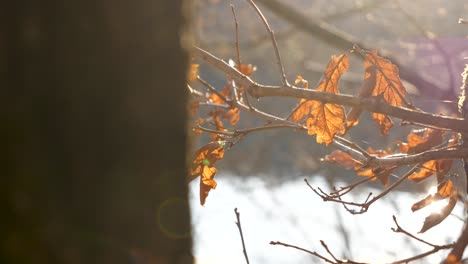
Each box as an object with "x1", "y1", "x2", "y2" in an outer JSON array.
[{"x1": 193, "y1": 0, "x2": 468, "y2": 185}]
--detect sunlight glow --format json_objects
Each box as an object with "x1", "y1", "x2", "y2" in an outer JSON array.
[{"x1": 425, "y1": 186, "x2": 448, "y2": 214}]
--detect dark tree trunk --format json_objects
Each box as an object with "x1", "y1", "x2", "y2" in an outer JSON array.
[{"x1": 1, "y1": 1, "x2": 192, "y2": 263}]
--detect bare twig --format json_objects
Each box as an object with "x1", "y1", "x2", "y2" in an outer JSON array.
[
  {"x1": 391, "y1": 215, "x2": 441, "y2": 248},
  {"x1": 270, "y1": 241, "x2": 335, "y2": 264},
  {"x1": 230, "y1": 3, "x2": 242, "y2": 67},
  {"x1": 234, "y1": 208, "x2": 250, "y2": 264},
  {"x1": 305, "y1": 165, "x2": 420, "y2": 214},
  {"x1": 246, "y1": 0, "x2": 289, "y2": 87},
  {"x1": 254, "y1": 0, "x2": 447, "y2": 99}
]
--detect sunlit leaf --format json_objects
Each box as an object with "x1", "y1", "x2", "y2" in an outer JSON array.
[
  {"x1": 346, "y1": 65, "x2": 376, "y2": 128},
  {"x1": 238, "y1": 63, "x2": 256, "y2": 76},
  {"x1": 200, "y1": 166, "x2": 218, "y2": 205},
  {"x1": 418, "y1": 190, "x2": 457, "y2": 233},
  {"x1": 397, "y1": 128, "x2": 444, "y2": 154},
  {"x1": 363, "y1": 50, "x2": 408, "y2": 134},
  {"x1": 188, "y1": 63, "x2": 199, "y2": 81},
  {"x1": 210, "y1": 112, "x2": 225, "y2": 140},
  {"x1": 193, "y1": 118, "x2": 205, "y2": 134},
  {"x1": 190, "y1": 101, "x2": 200, "y2": 117},
  {"x1": 409, "y1": 160, "x2": 453, "y2": 182},
  {"x1": 411, "y1": 180, "x2": 454, "y2": 212},
  {"x1": 322, "y1": 150, "x2": 361, "y2": 170},
  {"x1": 189, "y1": 141, "x2": 226, "y2": 205},
  {"x1": 291, "y1": 54, "x2": 349, "y2": 145},
  {"x1": 372, "y1": 113, "x2": 393, "y2": 135}
]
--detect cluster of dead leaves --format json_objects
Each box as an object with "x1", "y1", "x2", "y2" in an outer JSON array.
[
  {"x1": 189, "y1": 141, "x2": 226, "y2": 205},
  {"x1": 291, "y1": 49, "x2": 408, "y2": 146},
  {"x1": 188, "y1": 61, "x2": 255, "y2": 205},
  {"x1": 322, "y1": 147, "x2": 395, "y2": 186},
  {"x1": 323, "y1": 128, "x2": 457, "y2": 232}
]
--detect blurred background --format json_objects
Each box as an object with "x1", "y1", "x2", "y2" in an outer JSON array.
[{"x1": 190, "y1": 0, "x2": 468, "y2": 263}]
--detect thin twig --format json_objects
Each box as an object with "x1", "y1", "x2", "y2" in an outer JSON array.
[
  {"x1": 391, "y1": 215, "x2": 440, "y2": 248},
  {"x1": 305, "y1": 165, "x2": 420, "y2": 214},
  {"x1": 270, "y1": 241, "x2": 335, "y2": 264},
  {"x1": 197, "y1": 76, "x2": 232, "y2": 106},
  {"x1": 246, "y1": 0, "x2": 289, "y2": 87},
  {"x1": 230, "y1": 3, "x2": 242, "y2": 67},
  {"x1": 234, "y1": 208, "x2": 250, "y2": 264}
]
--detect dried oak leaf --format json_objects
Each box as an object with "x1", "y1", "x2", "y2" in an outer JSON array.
[
  {"x1": 209, "y1": 85, "x2": 231, "y2": 105},
  {"x1": 188, "y1": 63, "x2": 199, "y2": 81},
  {"x1": 356, "y1": 148, "x2": 395, "y2": 186},
  {"x1": 209, "y1": 84, "x2": 240, "y2": 126},
  {"x1": 210, "y1": 111, "x2": 225, "y2": 140},
  {"x1": 193, "y1": 118, "x2": 205, "y2": 134},
  {"x1": 321, "y1": 150, "x2": 360, "y2": 170},
  {"x1": 411, "y1": 179, "x2": 454, "y2": 212},
  {"x1": 189, "y1": 101, "x2": 199, "y2": 117},
  {"x1": 418, "y1": 190, "x2": 457, "y2": 233},
  {"x1": 346, "y1": 65, "x2": 376, "y2": 128},
  {"x1": 364, "y1": 50, "x2": 408, "y2": 134},
  {"x1": 323, "y1": 148, "x2": 394, "y2": 186},
  {"x1": 237, "y1": 63, "x2": 256, "y2": 76},
  {"x1": 291, "y1": 54, "x2": 349, "y2": 145},
  {"x1": 409, "y1": 159, "x2": 453, "y2": 183},
  {"x1": 189, "y1": 141, "x2": 226, "y2": 205},
  {"x1": 397, "y1": 128, "x2": 444, "y2": 154}
]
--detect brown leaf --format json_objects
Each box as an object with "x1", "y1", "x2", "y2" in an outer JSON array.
[
  {"x1": 238, "y1": 64, "x2": 256, "y2": 76},
  {"x1": 346, "y1": 65, "x2": 376, "y2": 128},
  {"x1": 210, "y1": 112, "x2": 225, "y2": 140},
  {"x1": 200, "y1": 166, "x2": 218, "y2": 205},
  {"x1": 193, "y1": 118, "x2": 205, "y2": 134},
  {"x1": 209, "y1": 85, "x2": 231, "y2": 105},
  {"x1": 411, "y1": 180, "x2": 454, "y2": 212},
  {"x1": 188, "y1": 63, "x2": 199, "y2": 81},
  {"x1": 357, "y1": 166, "x2": 395, "y2": 186},
  {"x1": 363, "y1": 50, "x2": 408, "y2": 134},
  {"x1": 189, "y1": 141, "x2": 226, "y2": 205},
  {"x1": 322, "y1": 150, "x2": 361, "y2": 170},
  {"x1": 409, "y1": 159, "x2": 453, "y2": 183},
  {"x1": 295, "y1": 75, "x2": 309, "y2": 88},
  {"x1": 419, "y1": 190, "x2": 457, "y2": 233},
  {"x1": 364, "y1": 50, "x2": 407, "y2": 107},
  {"x1": 291, "y1": 54, "x2": 349, "y2": 145},
  {"x1": 397, "y1": 128, "x2": 444, "y2": 154},
  {"x1": 372, "y1": 113, "x2": 393, "y2": 135},
  {"x1": 223, "y1": 108, "x2": 240, "y2": 126},
  {"x1": 190, "y1": 101, "x2": 200, "y2": 117}
]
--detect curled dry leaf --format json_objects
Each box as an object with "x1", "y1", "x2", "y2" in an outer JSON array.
[
  {"x1": 188, "y1": 63, "x2": 199, "y2": 81},
  {"x1": 208, "y1": 84, "x2": 240, "y2": 126},
  {"x1": 193, "y1": 118, "x2": 205, "y2": 134},
  {"x1": 210, "y1": 111, "x2": 225, "y2": 140},
  {"x1": 346, "y1": 65, "x2": 376, "y2": 129},
  {"x1": 363, "y1": 50, "x2": 408, "y2": 134},
  {"x1": 418, "y1": 190, "x2": 458, "y2": 233},
  {"x1": 322, "y1": 150, "x2": 360, "y2": 170},
  {"x1": 189, "y1": 141, "x2": 226, "y2": 205},
  {"x1": 322, "y1": 148, "x2": 394, "y2": 186},
  {"x1": 291, "y1": 54, "x2": 349, "y2": 145},
  {"x1": 411, "y1": 179, "x2": 454, "y2": 212},
  {"x1": 409, "y1": 159, "x2": 453, "y2": 183},
  {"x1": 397, "y1": 128, "x2": 444, "y2": 154},
  {"x1": 237, "y1": 63, "x2": 256, "y2": 76}
]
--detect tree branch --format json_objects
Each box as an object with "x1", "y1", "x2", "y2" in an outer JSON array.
[{"x1": 192, "y1": 46, "x2": 468, "y2": 134}]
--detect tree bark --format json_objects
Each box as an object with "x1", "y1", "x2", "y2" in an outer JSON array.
[{"x1": 1, "y1": 1, "x2": 192, "y2": 263}]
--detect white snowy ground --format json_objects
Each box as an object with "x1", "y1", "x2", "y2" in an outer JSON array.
[{"x1": 190, "y1": 174, "x2": 465, "y2": 264}]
